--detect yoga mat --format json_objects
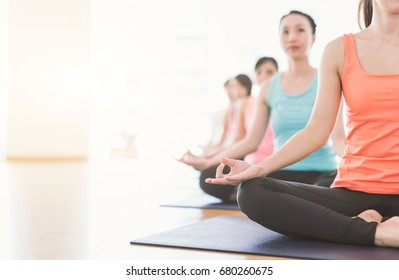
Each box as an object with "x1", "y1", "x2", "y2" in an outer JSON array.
[
  {"x1": 131, "y1": 215, "x2": 399, "y2": 260},
  {"x1": 160, "y1": 194, "x2": 239, "y2": 210}
]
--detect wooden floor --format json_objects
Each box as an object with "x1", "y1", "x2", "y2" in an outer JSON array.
[{"x1": 0, "y1": 157, "x2": 287, "y2": 260}]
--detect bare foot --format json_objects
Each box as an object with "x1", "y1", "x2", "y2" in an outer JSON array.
[
  {"x1": 354, "y1": 209, "x2": 383, "y2": 223},
  {"x1": 375, "y1": 216, "x2": 399, "y2": 248}
]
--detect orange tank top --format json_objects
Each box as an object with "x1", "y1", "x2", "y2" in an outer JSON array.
[{"x1": 331, "y1": 34, "x2": 399, "y2": 194}]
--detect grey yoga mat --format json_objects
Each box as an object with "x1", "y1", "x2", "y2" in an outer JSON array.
[
  {"x1": 131, "y1": 215, "x2": 399, "y2": 260},
  {"x1": 160, "y1": 194, "x2": 239, "y2": 210}
]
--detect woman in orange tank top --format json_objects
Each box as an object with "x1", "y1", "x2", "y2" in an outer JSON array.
[{"x1": 206, "y1": 1, "x2": 399, "y2": 247}]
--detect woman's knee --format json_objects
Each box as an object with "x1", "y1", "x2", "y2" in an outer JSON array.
[
  {"x1": 237, "y1": 177, "x2": 267, "y2": 211},
  {"x1": 238, "y1": 177, "x2": 288, "y2": 213},
  {"x1": 199, "y1": 179, "x2": 218, "y2": 196},
  {"x1": 199, "y1": 176, "x2": 214, "y2": 194},
  {"x1": 238, "y1": 177, "x2": 278, "y2": 196},
  {"x1": 199, "y1": 167, "x2": 214, "y2": 188},
  {"x1": 199, "y1": 169, "x2": 216, "y2": 192}
]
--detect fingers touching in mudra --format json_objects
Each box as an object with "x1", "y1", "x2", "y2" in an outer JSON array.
[
  {"x1": 205, "y1": 157, "x2": 263, "y2": 185},
  {"x1": 178, "y1": 150, "x2": 208, "y2": 170}
]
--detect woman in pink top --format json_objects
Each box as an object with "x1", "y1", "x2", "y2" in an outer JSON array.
[
  {"x1": 200, "y1": 75, "x2": 252, "y2": 159},
  {"x1": 201, "y1": 79, "x2": 240, "y2": 158},
  {"x1": 244, "y1": 57, "x2": 278, "y2": 164},
  {"x1": 181, "y1": 61, "x2": 278, "y2": 202},
  {"x1": 181, "y1": 74, "x2": 254, "y2": 201},
  {"x1": 206, "y1": 1, "x2": 399, "y2": 247}
]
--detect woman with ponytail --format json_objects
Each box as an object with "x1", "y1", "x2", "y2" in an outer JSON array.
[{"x1": 207, "y1": 0, "x2": 399, "y2": 247}]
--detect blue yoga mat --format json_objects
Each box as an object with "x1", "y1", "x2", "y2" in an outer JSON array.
[
  {"x1": 131, "y1": 215, "x2": 399, "y2": 260},
  {"x1": 160, "y1": 194, "x2": 239, "y2": 210}
]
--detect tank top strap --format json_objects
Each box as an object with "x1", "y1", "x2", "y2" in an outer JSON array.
[
  {"x1": 342, "y1": 33, "x2": 358, "y2": 78},
  {"x1": 265, "y1": 72, "x2": 281, "y2": 106}
]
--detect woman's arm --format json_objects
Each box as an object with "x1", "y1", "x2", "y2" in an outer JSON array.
[
  {"x1": 231, "y1": 98, "x2": 249, "y2": 144},
  {"x1": 207, "y1": 38, "x2": 345, "y2": 184}
]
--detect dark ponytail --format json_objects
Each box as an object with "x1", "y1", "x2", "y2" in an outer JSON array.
[
  {"x1": 358, "y1": 0, "x2": 373, "y2": 29},
  {"x1": 235, "y1": 74, "x2": 252, "y2": 97}
]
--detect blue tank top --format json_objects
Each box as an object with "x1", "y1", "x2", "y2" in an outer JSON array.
[{"x1": 266, "y1": 72, "x2": 337, "y2": 171}]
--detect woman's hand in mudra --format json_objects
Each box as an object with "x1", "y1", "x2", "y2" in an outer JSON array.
[
  {"x1": 178, "y1": 150, "x2": 209, "y2": 171},
  {"x1": 205, "y1": 157, "x2": 263, "y2": 186}
]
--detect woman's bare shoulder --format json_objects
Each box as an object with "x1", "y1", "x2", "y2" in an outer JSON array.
[{"x1": 322, "y1": 36, "x2": 346, "y2": 74}]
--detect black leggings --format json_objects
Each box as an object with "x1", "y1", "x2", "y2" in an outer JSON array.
[
  {"x1": 199, "y1": 165, "x2": 337, "y2": 202},
  {"x1": 238, "y1": 177, "x2": 399, "y2": 245}
]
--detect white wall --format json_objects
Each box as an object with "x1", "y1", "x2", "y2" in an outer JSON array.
[
  {"x1": 89, "y1": 0, "x2": 359, "y2": 159},
  {"x1": 89, "y1": 0, "x2": 129, "y2": 158},
  {"x1": 6, "y1": 0, "x2": 91, "y2": 158},
  {"x1": 3, "y1": 0, "x2": 360, "y2": 159},
  {"x1": 0, "y1": 0, "x2": 9, "y2": 158}
]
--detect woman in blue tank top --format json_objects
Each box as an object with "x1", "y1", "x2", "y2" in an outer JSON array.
[
  {"x1": 181, "y1": 10, "x2": 344, "y2": 202},
  {"x1": 267, "y1": 71, "x2": 337, "y2": 172}
]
